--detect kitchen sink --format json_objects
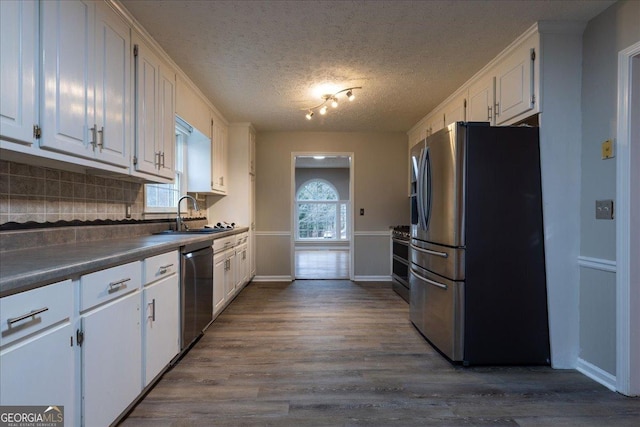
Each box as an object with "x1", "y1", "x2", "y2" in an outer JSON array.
[{"x1": 153, "y1": 228, "x2": 227, "y2": 235}]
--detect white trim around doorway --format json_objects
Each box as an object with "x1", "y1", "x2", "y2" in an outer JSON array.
[
  {"x1": 291, "y1": 152, "x2": 355, "y2": 281},
  {"x1": 616, "y1": 39, "x2": 640, "y2": 397}
]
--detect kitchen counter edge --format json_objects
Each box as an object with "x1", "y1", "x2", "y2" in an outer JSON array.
[{"x1": 0, "y1": 227, "x2": 249, "y2": 298}]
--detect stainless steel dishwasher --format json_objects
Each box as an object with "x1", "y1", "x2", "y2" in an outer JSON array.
[{"x1": 180, "y1": 240, "x2": 214, "y2": 350}]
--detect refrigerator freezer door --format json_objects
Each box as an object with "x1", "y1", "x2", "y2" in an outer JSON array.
[
  {"x1": 409, "y1": 262, "x2": 464, "y2": 361},
  {"x1": 410, "y1": 239, "x2": 465, "y2": 281}
]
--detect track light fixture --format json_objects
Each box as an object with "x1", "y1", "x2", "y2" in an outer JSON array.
[{"x1": 302, "y1": 86, "x2": 362, "y2": 120}]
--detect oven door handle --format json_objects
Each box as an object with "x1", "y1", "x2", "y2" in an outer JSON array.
[
  {"x1": 410, "y1": 243, "x2": 448, "y2": 258},
  {"x1": 410, "y1": 268, "x2": 448, "y2": 290}
]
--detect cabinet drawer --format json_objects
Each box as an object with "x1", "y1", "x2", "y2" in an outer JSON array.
[
  {"x1": 80, "y1": 261, "x2": 141, "y2": 312},
  {"x1": 235, "y1": 232, "x2": 248, "y2": 245},
  {"x1": 213, "y1": 236, "x2": 233, "y2": 253},
  {"x1": 144, "y1": 251, "x2": 179, "y2": 286},
  {"x1": 0, "y1": 279, "x2": 73, "y2": 347}
]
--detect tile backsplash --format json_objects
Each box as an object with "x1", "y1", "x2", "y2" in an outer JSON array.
[{"x1": 0, "y1": 159, "x2": 145, "y2": 225}]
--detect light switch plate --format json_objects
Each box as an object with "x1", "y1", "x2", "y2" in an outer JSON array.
[
  {"x1": 595, "y1": 199, "x2": 614, "y2": 220},
  {"x1": 601, "y1": 139, "x2": 614, "y2": 159}
]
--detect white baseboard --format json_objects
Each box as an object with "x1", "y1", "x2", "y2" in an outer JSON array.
[
  {"x1": 252, "y1": 275, "x2": 293, "y2": 282},
  {"x1": 353, "y1": 275, "x2": 393, "y2": 282},
  {"x1": 576, "y1": 357, "x2": 617, "y2": 392}
]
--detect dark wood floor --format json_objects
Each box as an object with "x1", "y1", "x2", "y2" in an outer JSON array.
[
  {"x1": 122, "y1": 281, "x2": 640, "y2": 426},
  {"x1": 295, "y1": 249, "x2": 349, "y2": 279}
]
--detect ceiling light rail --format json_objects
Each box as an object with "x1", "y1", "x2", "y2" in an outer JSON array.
[{"x1": 304, "y1": 87, "x2": 362, "y2": 120}]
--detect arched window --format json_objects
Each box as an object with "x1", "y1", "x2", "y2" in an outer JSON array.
[{"x1": 296, "y1": 179, "x2": 347, "y2": 240}]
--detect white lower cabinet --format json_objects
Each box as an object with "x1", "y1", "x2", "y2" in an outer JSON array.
[
  {"x1": 213, "y1": 250, "x2": 227, "y2": 314},
  {"x1": 81, "y1": 290, "x2": 141, "y2": 427},
  {"x1": 0, "y1": 279, "x2": 75, "y2": 426},
  {"x1": 143, "y1": 270, "x2": 179, "y2": 386},
  {"x1": 79, "y1": 260, "x2": 142, "y2": 427},
  {"x1": 213, "y1": 232, "x2": 250, "y2": 318}
]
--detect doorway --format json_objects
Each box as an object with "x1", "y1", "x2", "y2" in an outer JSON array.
[
  {"x1": 291, "y1": 153, "x2": 354, "y2": 280},
  {"x1": 616, "y1": 41, "x2": 640, "y2": 396}
]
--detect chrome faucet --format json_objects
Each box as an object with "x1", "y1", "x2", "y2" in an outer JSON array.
[{"x1": 177, "y1": 195, "x2": 198, "y2": 231}]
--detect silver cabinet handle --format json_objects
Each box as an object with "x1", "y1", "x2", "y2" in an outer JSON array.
[
  {"x1": 410, "y1": 244, "x2": 448, "y2": 258},
  {"x1": 97, "y1": 126, "x2": 104, "y2": 151},
  {"x1": 7, "y1": 307, "x2": 49, "y2": 326},
  {"x1": 108, "y1": 278, "x2": 130, "y2": 293},
  {"x1": 160, "y1": 152, "x2": 165, "y2": 168},
  {"x1": 90, "y1": 124, "x2": 98, "y2": 150},
  {"x1": 159, "y1": 263, "x2": 174, "y2": 274},
  {"x1": 487, "y1": 105, "x2": 492, "y2": 120},
  {"x1": 495, "y1": 101, "x2": 500, "y2": 116},
  {"x1": 410, "y1": 268, "x2": 448, "y2": 290},
  {"x1": 148, "y1": 299, "x2": 156, "y2": 321}
]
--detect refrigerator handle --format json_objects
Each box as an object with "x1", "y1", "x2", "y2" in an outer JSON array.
[
  {"x1": 418, "y1": 147, "x2": 430, "y2": 230},
  {"x1": 410, "y1": 243, "x2": 448, "y2": 258},
  {"x1": 424, "y1": 148, "x2": 432, "y2": 230},
  {"x1": 410, "y1": 267, "x2": 448, "y2": 290}
]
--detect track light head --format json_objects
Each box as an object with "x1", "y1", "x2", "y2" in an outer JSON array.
[
  {"x1": 305, "y1": 111, "x2": 314, "y2": 120},
  {"x1": 319, "y1": 105, "x2": 328, "y2": 115},
  {"x1": 331, "y1": 97, "x2": 339, "y2": 108},
  {"x1": 346, "y1": 90, "x2": 355, "y2": 101}
]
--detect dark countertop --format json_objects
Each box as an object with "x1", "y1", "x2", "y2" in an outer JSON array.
[{"x1": 0, "y1": 227, "x2": 249, "y2": 298}]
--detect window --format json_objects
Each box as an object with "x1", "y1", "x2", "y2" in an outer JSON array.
[
  {"x1": 296, "y1": 179, "x2": 348, "y2": 240},
  {"x1": 144, "y1": 119, "x2": 187, "y2": 213}
]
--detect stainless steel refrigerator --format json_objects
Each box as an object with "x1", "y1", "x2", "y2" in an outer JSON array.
[{"x1": 409, "y1": 122, "x2": 550, "y2": 365}]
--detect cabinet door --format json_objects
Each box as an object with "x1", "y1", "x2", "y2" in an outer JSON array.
[
  {"x1": 443, "y1": 93, "x2": 466, "y2": 128},
  {"x1": 495, "y1": 44, "x2": 535, "y2": 124},
  {"x1": 211, "y1": 119, "x2": 228, "y2": 194},
  {"x1": 0, "y1": 324, "x2": 75, "y2": 426},
  {"x1": 144, "y1": 274, "x2": 179, "y2": 386},
  {"x1": 224, "y1": 250, "x2": 236, "y2": 298},
  {"x1": 133, "y1": 35, "x2": 175, "y2": 179},
  {"x1": 157, "y1": 66, "x2": 176, "y2": 179},
  {"x1": 426, "y1": 112, "x2": 444, "y2": 137},
  {"x1": 93, "y1": 1, "x2": 130, "y2": 167},
  {"x1": 213, "y1": 251, "x2": 226, "y2": 314},
  {"x1": 40, "y1": 0, "x2": 94, "y2": 157},
  {"x1": 133, "y1": 37, "x2": 161, "y2": 176},
  {"x1": 0, "y1": 0, "x2": 37, "y2": 146},
  {"x1": 82, "y1": 291, "x2": 141, "y2": 427},
  {"x1": 468, "y1": 74, "x2": 495, "y2": 123}
]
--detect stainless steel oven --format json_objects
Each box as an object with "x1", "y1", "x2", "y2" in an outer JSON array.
[{"x1": 391, "y1": 226, "x2": 410, "y2": 302}]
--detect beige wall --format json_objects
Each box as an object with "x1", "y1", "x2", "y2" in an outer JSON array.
[{"x1": 255, "y1": 131, "x2": 408, "y2": 279}]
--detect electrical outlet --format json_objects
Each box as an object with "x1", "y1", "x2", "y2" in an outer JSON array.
[{"x1": 360, "y1": 208, "x2": 364, "y2": 216}]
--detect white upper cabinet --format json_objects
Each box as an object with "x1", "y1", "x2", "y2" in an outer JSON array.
[
  {"x1": 40, "y1": 0, "x2": 94, "y2": 156},
  {"x1": 443, "y1": 92, "x2": 467, "y2": 127},
  {"x1": 468, "y1": 73, "x2": 495, "y2": 123},
  {"x1": 211, "y1": 117, "x2": 228, "y2": 194},
  {"x1": 93, "y1": 0, "x2": 131, "y2": 166},
  {"x1": 40, "y1": 0, "x2": 130, "y2": 168},
  {"x1": 494, "y1": 39, "x2": 537, "y2": 125},
  {"x1": 0, "y1": 0, "x2": 38, "y2": 146},
  {"x1": 132, "y1": 33, "x2": 176, "y2": 181},
  {"x1": 176, "y1": 75, "x2": 211, "y2": 139}
]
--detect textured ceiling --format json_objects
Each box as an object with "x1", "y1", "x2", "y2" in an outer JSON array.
[{"x1": 118, "y1": 0, "x2": 615, "y2": 133}]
